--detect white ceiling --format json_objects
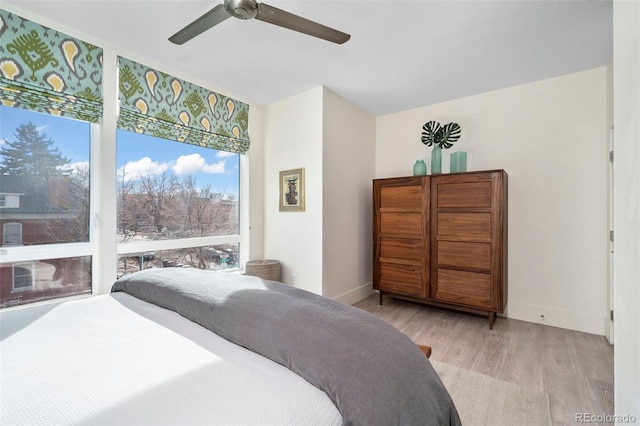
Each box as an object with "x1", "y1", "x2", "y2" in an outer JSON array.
[{"x1": 4, "y1": 0, "x2": 612, "y2": 116}]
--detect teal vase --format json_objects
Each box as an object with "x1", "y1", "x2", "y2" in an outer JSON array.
[
  {"x1": 450, "y1": 151, "x2": 467, "y2": 173},
  {"x1": 413, "y1": 160, "x2": 427, "y2": 176},
  {"x1": 431, "y1": 146, "x2": 442, "y2": 174}
]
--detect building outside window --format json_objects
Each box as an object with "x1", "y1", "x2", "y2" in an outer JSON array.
[
  {"x1": 0, "y1": 107, "x2": 93, "y2": 308},
  {"x1": 11, "y1": 263, "x2": 34, "y2": 291}
]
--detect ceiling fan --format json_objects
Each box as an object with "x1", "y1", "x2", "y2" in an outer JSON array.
[{"x1": 169, "y1": 0, "x2": 351, "y2": 45}]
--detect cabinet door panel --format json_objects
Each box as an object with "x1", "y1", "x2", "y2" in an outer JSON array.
[
  {"x1": 436, "y1": 182, "x2": 492, "y2": 208},
  {"x1": 381, "y1": 212, "x2": 422, "y2": 236},
  {"x1": 437, "y1": 241, "x2": 491, "y2": 271},
  {"x1": 380, "y1": 263, "x2": 423, "y2": 296},
  {"x1": 380, "y1": 237, "x2": 422, "y2": 262},
  {"x1": 381, "y1": 185, "x2": 422, "y2": 209},
  {"x1": 437, "y1": 212, "x2": 491, "y2": 240},
  {"x1": 435, "y1": 269, "x2": 492, "y2": 309}
]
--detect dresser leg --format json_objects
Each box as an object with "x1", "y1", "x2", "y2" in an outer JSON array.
[
  {"x1": 379, "y1": 291, "x2": 383, "y2": 305},
  {"x1": 488, "y1": 312, "x2": 496, "y2": 329}
]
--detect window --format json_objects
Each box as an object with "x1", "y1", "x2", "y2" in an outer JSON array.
[
  {"x1": 116, "y1": 130, "x2": 241, "y2": 277},
  {"x1": 1, "y1": 257, "x2": 92, "y2": 308},
  {"x1": 0, "y1": 13, "x2": 249, "y2": 307},
  {"x1": 0, "y1": 194, "x2": 21, "y2": 208},
  {"x1": 3, "y1": 223, "x2": 22, "y2": 246},
  {"x1": 0, "y1": 9, "x2": 103, "y2": 308},
  {"x1": 117, "y1": 244, "x2": 240, "y2": 277},
  {"x1": 114, "y1": 56, "x2": 248, "y2": 278},
  {"x1": 12, "y1": 263, "x2": 33, "y2": 291},
  {"x1": 0, "y1": 107, "x2": 91, "y2": 246},
  {"x1": 0, "y1": 106, "x2": 94, "y2": 308}
]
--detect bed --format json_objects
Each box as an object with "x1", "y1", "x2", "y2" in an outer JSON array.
[{"x1": 0, "y1": 268, "x2": 460, "y2": 425}]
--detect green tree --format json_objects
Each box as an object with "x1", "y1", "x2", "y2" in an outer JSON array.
[{"x1": 0, "y1": 122, "x2": 70, "y2": 178}]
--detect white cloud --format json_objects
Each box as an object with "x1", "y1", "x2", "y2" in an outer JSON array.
[
  {"x1": 172, "y1": 153, "x2": 226, "y2": 175},
  {"x1": 67, "y1": 161, "x2": 90, "y2": 175},
  {"x1": 118, "y1": 157, "x2": 170, "y2": 180},
  {"x1": 215, "y1": 151, "x2": 236, "y2": 158},
  {"x1": 0, "y1": 137, "x2": 6, "y2": 146},
  {"x1": 36, "y1": 125, "x2": 48, "y2": 133}
]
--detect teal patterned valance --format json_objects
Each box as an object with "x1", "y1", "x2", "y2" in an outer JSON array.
[
  {"x1": 117, "y1": 57, "x2": 250, "y2": 154},
  {"x1": 0, "y1": 9, "x2": 103, "y2": 123}
]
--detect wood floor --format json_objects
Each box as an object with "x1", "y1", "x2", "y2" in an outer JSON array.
[{"x1": 353, "y1": 294, "x2": 614, "y2": 426}]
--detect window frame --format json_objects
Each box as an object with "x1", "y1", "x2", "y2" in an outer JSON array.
[
  {"x1": 12, "y1": 262, "x2": 34, "y2": 292},
  {"x1": 114, "y1": 131, "x2": 243, "y2": 272},
  {"x1": 3, "y1": 222, "x2": 22, "y2": 246}
]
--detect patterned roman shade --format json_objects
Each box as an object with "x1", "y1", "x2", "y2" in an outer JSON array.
[
  {"x1": 0, "y1": 9, "x2": 103, "y2": 123},
  {"x1": 117, "y1": 57, "x2": 250, "y2": 154}
]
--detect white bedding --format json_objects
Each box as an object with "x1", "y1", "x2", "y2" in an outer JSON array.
[{"x1": 0, "y1": 293, "x2": 342, "y2": 425}]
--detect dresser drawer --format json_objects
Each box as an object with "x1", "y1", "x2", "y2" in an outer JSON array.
[
  {"x1": 434, "y1": 269, "x2": 492, "y2": 309},
  {"x1": 437, "y1": 241, "x2": 491, "y2": 271},
  {"x1": 436, "y1": 212, "x2": 491, "y2": 240},
  {"x1": 380, "y1": 237, "x2": 422, "y2": 262},
  {"x1": 436, "y1": 181, "x2": 492, "y2": 208},
  {"x1": 380, "y1": 185, "x2": 423, "y2": 209},
  {"x1": 380, "y1": 263, "x2": 424, "y2": 296},
  {"x1": 381, "y1": 212, "x2": 423, "y2": 237}
]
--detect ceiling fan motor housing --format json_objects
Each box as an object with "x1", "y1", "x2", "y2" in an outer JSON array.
[{"x1": 224, "y1": 0, "x2": 258, "y2": 20}]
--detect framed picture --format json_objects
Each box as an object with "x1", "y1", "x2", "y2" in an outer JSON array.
[{"x1": 279, "y1": 168, "x2": 305, "y2": 212}]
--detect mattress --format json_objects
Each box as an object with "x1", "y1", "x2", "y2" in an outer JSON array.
[{"x1": 0, "y1": 292, "x2": 343, "y2": 425}]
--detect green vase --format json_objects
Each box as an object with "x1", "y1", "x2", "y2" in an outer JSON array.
[
  {"x1": 450, "y1": 151, "x2": 467, "y2": 173},
  {"x1": 431, "y1": 146, "x2": 442, "y2": 174},
  {"x1": 413, "y1": 159, "x2": 427, "y2": 176}
]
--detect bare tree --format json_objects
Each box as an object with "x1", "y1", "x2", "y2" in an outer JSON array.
[
  {"x1": 139, "y1": 169, "x2": 178, "y2": 234},
  {"x1": 117, "y1": 165, "x2": 138, "y2": 239},
  {"x1": 179, "y1": 176, "x2": 215, "y2": 237},
  {"x1": 116, "y1": 169, "x2": 239, "y2": 271}
]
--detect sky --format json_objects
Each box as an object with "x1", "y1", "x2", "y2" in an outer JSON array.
[{"x1": 0, "y1": 106, "x2": 240, "y2": 196}]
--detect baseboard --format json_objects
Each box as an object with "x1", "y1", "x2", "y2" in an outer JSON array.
[
  {"x1": 333, "y1": 288, "x2": 607, "y2": 336},
  {"x1": 334, "y1": 282, "x2": 374, "y2": 305},
  {"x1": 506, "y1": 301, "x2": 607, "y2": 336}
]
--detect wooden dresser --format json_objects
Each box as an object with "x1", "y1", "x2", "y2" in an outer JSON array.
[{"x1": 373, "y1": 170, "x2": 507, "y2": 328}]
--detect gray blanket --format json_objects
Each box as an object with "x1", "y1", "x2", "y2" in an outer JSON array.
[{"x1": 112, "y1": 268, "x2": 460, "y2": 426}]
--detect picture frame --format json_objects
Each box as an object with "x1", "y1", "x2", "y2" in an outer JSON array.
[{"x1": 279, "y1": 168, "x2": 305, "y2": 212}]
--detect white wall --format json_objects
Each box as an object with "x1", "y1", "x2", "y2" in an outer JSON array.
[
  {"x1": 613, "y1": 0, "x2": 640, "y2": 417},
  {"x1": 322, "y1": 88, "x2": 375, "y2": 303},
  {"x1": 262, "y1": 86, "x2": 376, "y2": 300},
  {"x1": 245, "y1": 104, "x2": 266, "y2": 263},
  {"x1": 263, "y1": 87, "x2": 324, "y2": 294},
  {"x1": 376, "y1": 67, "x2": 609, "y2": 335}
]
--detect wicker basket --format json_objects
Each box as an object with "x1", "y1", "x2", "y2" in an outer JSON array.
[{"x1": 245, "y1": 259, "x2": 281, "y2": 282}]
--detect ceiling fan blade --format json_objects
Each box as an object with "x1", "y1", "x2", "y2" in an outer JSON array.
[
  {"x1": 255, "y1": 3, "x2": 350, "y2": 44},
  {"x1": 169, "y1": 4, "x2": 231, "y2": 45}
]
